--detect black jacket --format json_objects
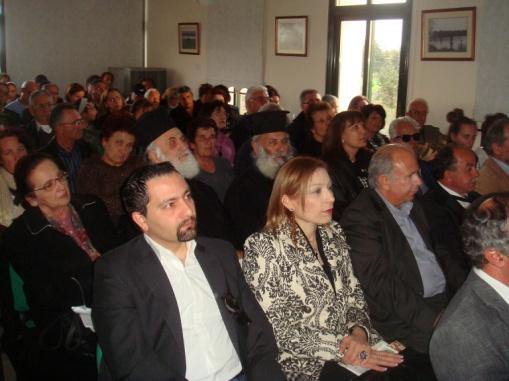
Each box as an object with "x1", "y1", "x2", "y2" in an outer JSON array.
[{"x1": 92, "y1": 235, "x2": 285, "y2": 381}]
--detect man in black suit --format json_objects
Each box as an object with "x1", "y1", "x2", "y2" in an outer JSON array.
[
  {"x1": 92, "y1": 162, "x2": 284, "y2": 381},
  {"x1": 25, "y1": 90, "x2": 54, "y2": 149},
  {"x1": 341, "y1": 144, "x2": 453, "y2": 378},
  {"x1": 422, "y1": 145, "x2": 480, "y2": 291},
  {"x1": 288, "y1": 89, "x2": 320, "y2": 154}
]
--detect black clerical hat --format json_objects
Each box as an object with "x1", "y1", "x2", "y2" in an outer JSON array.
[
  {"x1": 251, "y1": 110, "x2": 289, "y2": 136},
  {"x1": 136, "y1": 108, "x2": 178, "y2": 148}
]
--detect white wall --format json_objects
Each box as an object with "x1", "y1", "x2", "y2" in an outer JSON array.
[
  {"x1": 407, "y1": 0, "x2": 479, "y2": 130},
  {"x1": 5, "y1": 0, "x2": 144, "y2": 93},
  {"x1": 146, "y1": 0, "x2": 208, "y2": 95}
]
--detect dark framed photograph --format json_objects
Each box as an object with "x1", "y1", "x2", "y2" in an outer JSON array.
[
  {"x1": 275, "y1": 16, "x2": 308, "y2": 57},
  {"x1": 178, "y1": 23, "x2": 200, "y2": 55},
  {"x1": 421, "y1": 7, "x2": 476, "y2": 61}
]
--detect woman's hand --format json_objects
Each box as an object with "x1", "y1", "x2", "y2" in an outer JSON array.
[{"x1": 340, "y1": 334, "x2": 404, "y2": 372}]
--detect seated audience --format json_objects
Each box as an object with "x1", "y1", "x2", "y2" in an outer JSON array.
[
  {"x1": 446, "y1": 108, "x2": 477, "y2": 149},
  {"x1": 144, "y1": 87, "x2": 161, "y2": 109},
  {"x1": 43, "y1": 103, "x2": 94, "y2": 194},
  {"x1": 361, "y1": 104, "x2": 389, "y2": 151},
  {"x1": 65, "y1": 82, "x2": 86, "y2": 104},
  {"x1": 231, "y1": 85, "x2": 270, "y2": 150},
  {"x1": 170, "y1": 85, "x2": 199, "y2": 132},
  {"x1": 92, "y1": 162, "x2": 285, "y2": 381},
  {"x1": 128, "y1": 83, "x2": 146, "y2": 105},
  {"x1": 188, "y1": 117, "x2": 233, "y2": 202},
  {"x1": 225, "y1": 110, "x2": 292, "y2": 249},
  {"x1": 101, "y1": 71, "x2": 114, "y2": 89},
  {"x1": 6, "y1": 80, "x2": 38, "y2": 119},
  {"x1": 322, "y1": 111, "x2": 371, "y2": 221},
  {"x1": 430, "y1": 193, "x2": 509, "y2": 381},
  {"x1": 347, "y1": 95, "x2": 369, "y2": 112},
  {"x1": 25, "y1": 90, "x2": 55, "y2": 148},
  {"x1": 243, "y1": 156, "x2": 404, "y2": 380},
  {"x1": 2, "y1": 153, "x2": 119, "y2": 380},
  {"x1": 195, "y1": 82, "x2": 213, "y2": 112},
  {"x1": 406, "y1": 98, "x2": 446, "y2": 153},
  {"x1": 266, "y1": 84, "x2": 280, "y2": 105},
  {"x1": 161, "y1": 85, "x2": 180, "y2": 110},
  {"x1": 321, "y1": 94, "x2": 339, "y2": 114},
  {"x1": 77, "y1": 114, "x2": 142, "y2": 228},
  {"x1": 389, "y1": 116, "x2": 436, "y2": 192},
  {"x1": 288, "y1": 88, "x2": 321, "y2": 153},
  {"x1": 476, "y1": 112, "x2": 507, "y2": 168},
  {"x1": 0, "y1": 129, "x2": 27, "y2": 228},
  {"x1": 6, "y1": 82, "x2": 17, "y2": 104},
  {"x1": 212, "y1": 84, "x2": 240, "y2": 130},
  {"x1": 87, "y1": 78, "x2": 107, "y2": 108},
  {"x1": 422, "y1": 145, "x2": 479, "y2": 291},
  {"x1": 98, "y1": 88, "x2": 127, "y2": 127},
  {"x1": 341, "y1": 145, "x2": 455, "y2": 378},
  {"x1": 200, "y1": 100, "x2": 235, "y2": 165},
  {"x1": 0, "y1": 83, "x2": 20, "y2": 127},
  {"x1": 138, "y1": 108, "x2": 233, "y2": 243},
  {"x1": 300, "y1": 101, "x2": 333, "y2": 157},
  {"x1": 475, "y1": 118, "x2": 509, "y2": 194}
]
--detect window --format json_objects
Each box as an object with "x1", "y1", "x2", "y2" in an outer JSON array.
[
  {"x1": 326, "y1": 0, "x2": 412, "y2": 124},
  {"x1": 228, "y1": 86, "x2": 235, "y2": 106},
  {"x1": 239, "y1": 88, "x2": 248, "y2": 115}
]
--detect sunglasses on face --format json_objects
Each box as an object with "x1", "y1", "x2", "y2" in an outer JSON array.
[{"x1": 396, "y1": 133, "x2": 420, "y2": 142}]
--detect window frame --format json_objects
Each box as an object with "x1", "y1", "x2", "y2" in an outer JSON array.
[{"x1": 325, "y1": 0, "x2": 412, "y2": 116}]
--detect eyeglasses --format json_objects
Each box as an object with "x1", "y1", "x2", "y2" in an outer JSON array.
[
  {"x1": 32, "y1": 172, "x2": 68, "y2": 192},
  {"x1": 60, "y1": 118, "x2": 86, "y2": 127},
  {"x1": 396, "y1": 133, "x2": 420, "y2": 142}
]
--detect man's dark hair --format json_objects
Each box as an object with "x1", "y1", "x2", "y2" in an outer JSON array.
[
  {"x1": 0, "y1": 127, "x2": 30, "y2": 154},
  {"x1": 101, "y1": 114, "x2": 136, "y2": 141},
  {"x1": 198, "y1": 83, "x2": 213, "y2": 98},
  {"x1": 14, "y1": 153, "x2": 62, "y2": 206},
  {"x1": 212, "y1": 84, "x2": 230, "y2": 103},
  {"x1": 49, "y1": 103, "x2": 76, "y2": 128},
  {"x1": 199, "y1": 100, "x2": 226, "y2": 118},
  {"x1": 360, "y1": 104, "x2": 387, "y2": 128},
  {"x1": 85, "y1": 75, "x2": 101, "y2": 87},
  {"x1": 187, "y1": 117, "x2": 217, "y2": 142},
  {"x1": 178, "y1": 86, "x2": 192, "y2": 95},
  {"x1": 122, "y1": 162, "x2": 179, "y2": 216},
  {"x1": 266, "y1": 85, "x2": 280, "y2": 98},
  {"x1": 484, "y1": 118, "x2": 509, "y2": 155},
  {"x1": 431, "y1": 145, "x2": 459, "y2": 180},
  {"x1": 130, "y1": 99, "x2": 152, "y2": 115},
  {"x1": 101, "y1": 71, "x2": 114, "y2": 80},
  {"x1": 462, "y1": 192, "x2": 509, "y2": 268}
]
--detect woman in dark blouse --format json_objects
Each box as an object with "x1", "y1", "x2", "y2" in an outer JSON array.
[
  {"x1": 322, "y1": 111, "x2": 372, "y2": 221},
  {"x1": 301, "y1": 101, "x2": 333, "y2": 157}
]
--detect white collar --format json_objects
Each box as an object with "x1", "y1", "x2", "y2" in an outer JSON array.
[
  {"x1": 438, "y1": 182, "x2": 469, "y2": 208},
  {"x1": 473, "y1": 267, "x2": 509, "y2": 305},
  {"x1": 144, "y1": 233, "x2": 197, "y2": 266},
  {"x1": 36, "y1": 121, "x2": 52, "y2": 134}
]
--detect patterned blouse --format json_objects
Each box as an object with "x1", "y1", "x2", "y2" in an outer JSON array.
[{"x1": 243, "y1": 221, "x2": 380, "y2": 380}]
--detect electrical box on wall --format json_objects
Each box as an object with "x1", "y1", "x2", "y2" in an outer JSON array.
[{"x1": 108, "y1": 67, "x2": 167, "y2": 96}]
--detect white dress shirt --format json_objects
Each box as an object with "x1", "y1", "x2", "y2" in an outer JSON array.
[
  {"x1": 473, "y1": 267, "x2": 509, "y2": 305},
  {"x1": 144, "y1": 235, "x2": 242, "y2": 381},
  {"x1": 437, "y1": 182, "x2": 470, "y2": 209}
]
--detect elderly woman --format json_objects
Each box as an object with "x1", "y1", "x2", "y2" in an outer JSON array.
[
  {"x1": 243, "y1": 156, "x2": 402, "y2": 381},
  {"x1": 77, "y1": 114, "x2": 142, "y2": 231},
  {"x1": 3, "y1": 153, "x2": 120, "y2": 379},
  {"x1": 301, "y1": 101, "x2": 333, "y2": 157},
  {"x1": 322, "y1": 111, "x2": 372, "y2": 221},
  {"x1": 446, "y1": 109, "x2": 478, "y2": 149},
  {"x1": 361, "y1": 104, "x2": 389, "y2": 151},
  {"x1": 0, "y1": 129, "x2": 27, "y2": 229}
]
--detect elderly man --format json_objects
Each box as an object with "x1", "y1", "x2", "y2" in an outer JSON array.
[
  {"x1": 430, "y1": 193, "x2": 509, "y2": 381},
  {"x1": 340, "y1": 144, "x2": 454, "y2": 378},
  {"x1": 225, "y1": 110, "x2": 292, "y2": 249},
  {"x1": 144, "y1": 88, "x2": 161, "y2": 109},
  {"x1": 25, "y1": 90, "x2": 55, "y2": 148},
  {"x1": 231, "y1": 85, "x2": 269, "y2": 150},
  {"x1": 43, "y1": 103, "x2": 94, "y2": 194},
  {"x1": 5, "y1": 80, "x2": 38, "y2": 119},
  {"x1": 406, "y1": 98, "x2": 446, "y2": 152},
  {"x1": 288, "y1": 88, "x2": 321, "y2": 153},
  {"x1": 137, "y1": 108, "x2": 232, "y2": 244},
  {"x1": 389, "y1": 116, "x2": 436, "y2": 191},
  {"x1": 92, "y1": 162, "x2": 284, "y2": 381},
  {"x1": 475, "y1": 118, "x2": 509, "y2": 194},
  {"x1": 422, "y1": 145, "x2": 480, "y2": 291},
  {"x1": 41, "y1": 82, "x2": 63, "y2": 104},
  {"x1": 170, "y1": 85, "x2": 199, "y2": 132}
]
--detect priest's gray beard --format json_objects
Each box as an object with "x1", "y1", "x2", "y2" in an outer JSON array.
[
  {"x1": 254, "y1": 147, "x2": 293, "y2": 179},
  {"x1": 152, "y1": 146, "x2": 200, "y2": 179}
]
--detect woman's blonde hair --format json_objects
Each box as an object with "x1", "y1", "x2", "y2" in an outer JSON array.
[{"x1": 265, "y1": 156, "x2": 328, "y2": 231}]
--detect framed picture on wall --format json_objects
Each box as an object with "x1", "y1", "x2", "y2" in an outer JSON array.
[
  {"x1": 421, "y1": 7, "x2": 476, "y2": 61},
  {"x1": 275, "y1": 16, "x2": 308, "y2": 57},
  {"x1": 178, "y1": 23, "x2": 200, "y2": 55}
]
